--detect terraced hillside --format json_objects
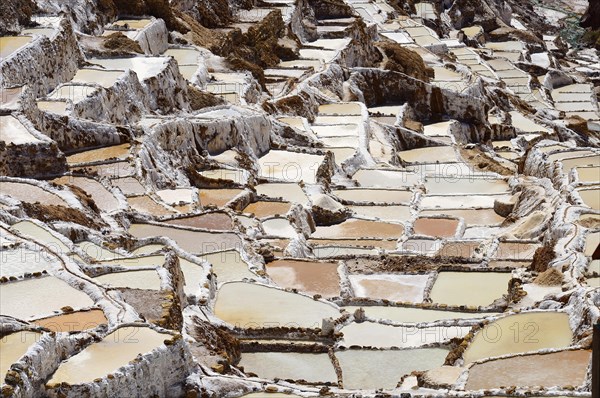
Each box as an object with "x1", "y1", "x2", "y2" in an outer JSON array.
[{"x1": 0, "y1": 0, "x2": 599, "y2": 397}]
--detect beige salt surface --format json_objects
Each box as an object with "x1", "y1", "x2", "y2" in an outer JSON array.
[
  {"x1": 340, "y1": 321, "x2": 470, "y2": 348},
  {"x1": 255, "y1": 183, "x2": 308, "y2": 204},
  {"x1": 238, "y1": 352, "x2": 337, "y2": 383},
  {"x1": 343, "y1": 306, "x2": 498, "y2": 323},
  {"x1": 429, "y1": 272, "x2": 511, "y2": 307},
  {"x1": 47, "y1": 326, "x2": 169, "y2": 385},
  {"x1": 337, "y1": 348, "x2": 448, "y2": 390},
  {"x1": 332, "y1": 189, "x2": 412, "y2": 204},
  {"x1": 349, "y1": 274, "x2": 429, "y2": 302},
  {"x1": 258, "y1": 150, "x2": 324, "y2": 184},
  {"x1": 0, "y1": 36, "x2": 32, "y2": 59},
  {"x1": 463, "y1": 312, "x2": 573, "y2": 363},
  {"x1": 353, "y1": 169, "x2": 419, "y2": 188},
  {"x1": 0, "y1": 181, "x2": 67, "y2": 206},
  {"x1": 312, "y1": 219, "x2": 404, "y2": 239},
  {"x1": 0, "y1": 276, "x2": 94, "y2": 319},
  {"x1": 266, "y1": 259, "x2": 341, "y2": 297},
  {"x1": 1, "y1": 331, "x2": 41, "y2": 379},
  {"x1": 163, "y1": 213, "x2": 234, "y2": 230},
  {"x1": 465, "y1": 350, "x2": 591, "y2": 390},
  {"x1": 420, "y1": 208, "x2": 504, "y2": 226},
  {"x1": 127, "y1": 196, "x2": 174, "y2": 216},
  {"x1": 578, "y1": 188, "x2": 600, "y2": 210},
  {"x1": 10, "y1": 220, "x2": 70, "y2": 254},
  {"x1": 348, "y1": 205, "x2": 411, "y2": 221},
  {"x1": 214, "y1": 282, "x2": 340, "y2": 329},
  {"x1": 0, "y1": 115, "x2": 42, "y2": 145},
  {"x1": 93, "y1": 270, "x2": 161, "y2": 290},
  {"x1": 201, "y1": 250, "x2": 255, "y2": 284},
  {"x1": 494, "y1": 242, "x2": 540, "y2": 260},
  {"x1": 424, "y1": 178, "x2": 509, "y2": 195},
  {"x1": 34, "y1": 309, "x2": 108, "y2": 332},
  {"x1": 262, "y1": 218, "x2": 297, "y2": 238}
]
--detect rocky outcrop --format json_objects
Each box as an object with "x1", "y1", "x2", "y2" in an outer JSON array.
[{"x1": 0, "y1": 0, "x2": 36, "y2": 35}]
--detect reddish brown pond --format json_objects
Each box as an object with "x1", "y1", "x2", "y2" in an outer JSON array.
[
  {"x1": 33, "y1": 309, "x2": 108, "y2": 332},
  {"x1": 243, "y1": 201, "x2": 292, "y2": 218},
  {"x1": 312, "y1": 219, "x2": 405, "y2": 239},
  {"x1": 466, "y1": 350, "x2": 591, "y2": 390},
  {"x1": 199, "y1": 189, "x2": 243, "y2": 207},
  {"x1": 164, "y1": 213, "x2": 234, "y2": 230},
  {"x1": 266, "y1": 259, "x2": 341, "y2": 297},
  {"x1": 413, "y1": 218, "x2": 459, "y2": 238}
]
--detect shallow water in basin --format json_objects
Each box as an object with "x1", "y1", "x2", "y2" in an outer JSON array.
[
  {"x1": 436, "y1": 240, "x2": 481, "y2": 258},
  {"x1": 465, "y1": 350, "x2": 591, "y2": 390},
  {"x1": 340, "y1": 321, "x2": 470, "y2": 348},
  {"x1": 413, "y1": 217, "x2": 460, "y2": 238},
  {"x1": 37, "y1": 100, "x2": 68, "y2": 115},
  {"x1": 127, "y1": 195, "x2": 174, "y2": 216},
  {"x1": 258, "y1": 150, "x2": 324, "y2": 184},
  {"x1": 424, "y1": 178, "x2": 508, "y2": 194},
  {"x1": 0, "y1": 181, "x2": 67, "y2": 206},
  {"x1": 239, "y1": 352, "x2": 337, "y2": 383},
  {"x1": 214, "y1": 282, "x2": 340, "y2": 329},
  {"x1": 262, "y1": 217, "x2": 297, "y2": 238},
  {"x1": 0, "y1": 247, "x2": 55, "y2": 277},
  {"x1": 353, "y1": 169, "x2": 419, "y2": 188},
  {"x1": 312, "y1": 219, "x2": 404, "y2": 239},
  {"x1": 93, "y1": 270, "x2": 161, "y2": 290},
  {"x1": 97, "y1": 254, "x2": 164, "y2": 268},
  {"x1": 129, "y1": 223, "x2": 241, "y2": 254},
  {"x1": 1, "y1": 331, "x2": 41, "y2": 379},
  {"x1": 199, "y1": 189, "x2": 243, "y2": 207},
  {"x1": 585, "y1": 232, "x2": 599, "y2": 257},
  {"x1": 10, "y1": 220, "x2": 70, "y2": 253},
  {"x1": 318, "y1": 102, "x2": 362, "y2": 115},
  {"x1": 47, "y1": 326, "x2": 169, "y2": 385},
  {"x1": 255, "y1": 183, "x2": 308, "y2": 204},
  {"x1": 164, "y1": 48, "x2": 199, "y2": 64},
  {"x1": 421, "y1": 208, "x2": 504, "y2": 226},
  {"x1": 0, "y1": 115, "x2": 42, "y2": 145},
  {"x1": 398, "y1": 146, "x2": 458, "y2": 163},
  {"x1": 337, "y1": 348, "x2": 448, "y2": 390},
  {"x1": 578, "y1": 188, "x2": 600, "y2": 210},
  {"x1": 333, "y1": 189, "x2": 412, "y2": 204},
  {"x1": 77, "y1": 241, "x2": 122, "y2": 261},
  {"x1": 266, "y1": 259, "x2": 340, "y2": 297},
  {"x1": 575, "y1": 166, "x2": 600, "y2": 182},
  {"x1": 348, "y1": 205, "x2": 411, "y2": 221},
  {"x1": 561, "y1": 156, "x2": 600, "y2": 171},
  {"x1": 493, "y1": 242, "x2": 539, "y2": 260},
  {"x1": 343, "y1": 306, "x2": 498, "y2": 323},
  {"x1": 111, "y1": 19, "x2": 152, "y2": 29},
  {"x1": 72, "y1": 69, "x2": 123, "y2": 88},
  {"x1": 463, "y1": 311, "x2": 572, "y2": 363},
  {"x1": 420, "y1": 194, "x2": 508, "y2": 209},
  {"x1": 0, "y1": 36, "x2": 32, "y2": 59},
  {"x1": 0, "y1": 276, "x2": 94, "y2": 319},
  {"x1": 156, "y1": 188, "x2": 194, "y2": 205},
  {"x1": 349, "y1": 274, "x2": 429, "y2": 303},
  {"x1": 243, "y1": 201, "x2": 291, "y2": 218},
  {"x1": 66, "y1": 144, "x2": 130, "y2": 164},
  {"x1": 201, "y1": 250, "x2": 254, "y2": 284},
  {"x1": 429, "y1": 272, "x2": 511, "y2": 307},
  {"x1": 200, "y1": 168, "x2": 248, "y2": 184},
  {"x1": 34, "y1": 309, "x2": 108, "y2": 332}
]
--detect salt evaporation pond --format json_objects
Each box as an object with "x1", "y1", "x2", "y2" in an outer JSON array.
[
  {"x1": 1, "y1": 331, "x2": 41, "y2": 379},
  {"x1": 266, "y1": 259, "x2": 341, "y2": 297},
  {"x1": 10, "y1": 220, "x2": 70, "y2": 254},
  {"x1": 340, "y1": 321, "x2": 470, "y2": 348},
  {"x1": 343, "y1": 306, "x2": 498, "y2": 323},
  {"x1": 398, "y1": 147, "x2": 458, "y2": 163},
  {"x1": 348, "y1": 205, "x2": 411, "y2": 221},
  {"x1": 258, "y1": 150, "x2": 324, "y2": 183},
  {"x1": 0, "y1": 247, "x2": 55, "y2": 277},
  {"x1": 1, "y1": 276, "x2": 94, "y2": 319},
  {"x1": 54, "y1": 176, "x2": 119, "y2": 212},
  {"x1": 349, "y1": 274, "x2": 429, "y2": 302},
  {"x1": 466, "y1": 350, "x2": 591, "y2": 390},
  {"x1": 262, "y1": 217, "x2": 297, "y2": 238},
  {"x1": 255, "y1": 183, "x2": 308, "y2": 203},
  {"x1": 0, "y1": 181, "x2": 67, "y2": 206},
  {"x1": 34, "y1": 309, "x2": 108, "y2": 332},
  {"x1": 0, "y1": 115, "x2": 41, "y2": 145},
  {"x1": 71, "y1": 69, "x2": 124, "y2": 88},
  {"x1": 463, "y1": 312, "x2": 573, "y2": 363},
  {"x1": 332, "y1": 189, "x2": 413, "y2": 204},
  {"x1": 424, "y1": 178, "x2": 509, "y2": 194},
  {"x1": 128, "y1": 195, "x2": 174, "y2": 216},
  {"x1": 201, "y1": 250, "x2": 255, "y2": 284},
  {"x1": 47, "y1": 326, "x2": 169, "y2": 385},
  {"x1": 353, "y1": 169, "x2": 419, "y2": 188},
  {"x1": 312, "y1": 219, "x2": 404, "y2": 239},
  {"x1": 66, "y1": 144, "x2": 130, "y2": 164},
  {"x1": 199, "y1": 189, "x2": 243, "y2": 207},
  {"x1": 578, "y1": 188, "x2": 600, "y2": 210},
  {"x1": 239, "y1": 352, "x2": 337, "y2": 383},
  {"x1": 214, "y1": 282, "x2": 340, "y2": 329},
  {"x1": 93, "y1": 270, "x2": 162, "y2": 290},
  {"x1": 128, "y1": 223, "x2": 241, "y2": 254},
  {"x1": 336, "y1": 348, "x2": 448, "y2": 390},
  {"x1": 429, "y1": 272, "x2": 512, "y2": 307},
  {"x1": 164, "y1": 213, "x2": 233, "y2": 230},
  {"x1": 413, "y1": 217, "x2": 460, "y2": 238},
  {"x1": 243, "y1": 201, "x2": 291, "y2": 218},
  {"x1": 0, "y1": 36, "x2": 32, "y2": 59},
  {"x1": 420, "y1": 209, "x2": 504, "y2": 226},
  {"x1": 77, "y1": 241, "x2": 122, "y2": 261}
]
